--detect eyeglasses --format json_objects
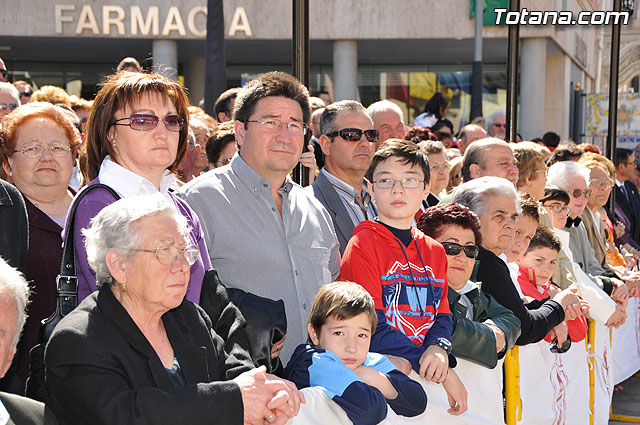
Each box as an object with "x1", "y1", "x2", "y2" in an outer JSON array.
[
  {"x1": 19, "y1": 91, "x2": 32, "y2": 98},
  {"x1": 544, "y1": 204, "x2": 571, "y2": 215},
  {"x1": 0, "y1": 102, "x2": 19, "y2": 112},
  {"x1": 372, "y1": 178, "x2": 424, "y2": 189},
  {"x1": 430, "y1": 164, "x2": 450, "y2": 173},
  {"x1": 216, "y1": 157, "x2": 233, "y2": 167},
  {"x1": 0, "y1": 69, "x2": 7, "y2": 79},
  {"x1": 590, "y1": 178, "x2": 614, "y2": 189},
  {"x1": 570, "y1": 188, "x2": 593, "y2": 198},
  {"x1": 245, "y1": 118, "x2": 308, "y2": 136},
  {"x1": 111, "y1": 113, "x2": 185, "y2": 132},
  {"x1": 129, "y1": 244, "x2": 199, "y2": 266},
  {"x1": 492, "y1": 123, "x2": 506, "y2": 128},
  {"x1": 15, "y1": 144, "x2": 72, "y2": 158},
  {"x1": 532, "y1": 168, "x2": 548, "y2": 177},
  {"x1": 441, "y1": 242, "x2": 479, "y2": 259},
  {"x1": 326, "y1": 128, "x2": 379, "y2": 143}
]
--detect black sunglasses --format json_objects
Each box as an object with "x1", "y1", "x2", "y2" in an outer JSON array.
[
  {"x1": 550, "y1": 334, "x2": 571, "y2": 354},
  {"x1": 441, "y1": 242, "x2": 479, "y2": 259},
  {"x1": 326, "y1": 128, "x2": 379, "y2": 143},
  {"x1": 0, "y1": 69, "x2": 7, "y2": 79},
  {"x1": 19, "y1": 91, "x2": 32, "y2": 98}
]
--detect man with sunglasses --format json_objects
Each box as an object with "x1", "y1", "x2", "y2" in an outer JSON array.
[
  {"x1": 180, "y1": 72, "x2": 340, "y2": 364},
  {"x1": 0, "y1": 82, "x2": 19, "y2": 119},
  {"x1": 485, "y1": 110, "x2": 506, "y2": 139},
  {"x1": 310, "y1": 100, "x2": 378, "y2": 255},
  {"x1": 0, "y1": 58, "x2": 6, "y2": 82}
]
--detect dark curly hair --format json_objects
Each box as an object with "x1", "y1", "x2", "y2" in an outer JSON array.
[
  {"x1": 417, "y1": 203, "x2": 482, "y2": 245},
  {"x1": 404, "y1": 125, "x2": 436, "y2": 144},
  {"x1": 519, "y1": 193, "x2": 540, "y2": 222},
  {"x1": 527, "y1": 226, "x2": 561, "y2": 253}
]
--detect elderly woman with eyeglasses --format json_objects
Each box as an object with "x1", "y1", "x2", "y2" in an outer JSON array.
[
  {"x1": 69, "y1": 72, "x2": 254, "y2": 368},
  {"x1": 0, "y1": 101, "x2": 79, "y2": 387},
  {"x1": 46, "y1": 195, "x2": 303, "y2": 425}
]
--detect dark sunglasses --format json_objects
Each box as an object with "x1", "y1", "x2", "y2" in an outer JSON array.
[
  {"x1": 441, "y1": 242, "x2": 479, "y2": 259},
  {"x1": 19, "y1": 91, "x2": 32, "y2": 98},
  {"x1": 570, "y1": 188, "x2": 592, "y2": 198},
  {"x1": 326, "y1": 128, "x2": 379, "y2": 143},
  {"x1": 550, "y1": 334, "x2": 571, "y2": 354},
  {"x1": 111, "y1": 113, "x2": 184, "y2": 132},
  {"x1": 0, "y1": 69, "x2": 7, "y2": 79}
]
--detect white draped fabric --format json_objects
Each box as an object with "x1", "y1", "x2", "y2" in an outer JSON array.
[{"x1": 611, "y1": 296, "x2": 640, "y2": 384}]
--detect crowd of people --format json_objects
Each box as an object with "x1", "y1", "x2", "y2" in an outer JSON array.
[{"x1": 0, "y1": 55, "x2": 640, "y2": 425}]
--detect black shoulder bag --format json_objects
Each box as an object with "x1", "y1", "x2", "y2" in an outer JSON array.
[{"x1": 26, "y1": 183, "x2": 120, "y2": 401}]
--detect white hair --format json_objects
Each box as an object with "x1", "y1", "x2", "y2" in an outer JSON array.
[
  {"x1": 82, "y1": 194, "x2": 190, "y2": 287},
  {"x1": 0, "y1": 257, "x2": 30, "y2": 349},
  {"x1": 485, "y1": 109, "x2": 506, "y2": 131},
  {"x1": 451, "y1": 176, "x2": 521, "y2": 218},
  {"x1": 367, "y1": 100, "x2": 404, "y2": 122},
  {"x1": 547, "y1": 161, "x2": 590, "y2": 190},
  {"x1": 0, "y1": 82, "x2": 19, "y2": 103}
]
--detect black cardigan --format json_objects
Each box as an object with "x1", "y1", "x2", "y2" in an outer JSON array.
[
  {"x1": 475, "y1": 247, "x2": 565, "y2": 346},
  {"x1": 45, "y1": 286, "x2": 251, "y2": 425}
]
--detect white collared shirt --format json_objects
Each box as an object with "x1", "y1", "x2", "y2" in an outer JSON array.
[
  {"x1": 0, "y1": 398, "x2": 9, "y2": 425},
  {"x1": 456, "y1": 281, "x2": 478, "y2": 319},
  {"x1": 98, "y1": 156, "x2": 179, "y2": 197},
  {"x1": 500, "y1": 253, "x2": 526, "y2": 298}
]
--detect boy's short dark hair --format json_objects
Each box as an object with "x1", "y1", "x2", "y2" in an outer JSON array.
[
  {"x1": 526, "y1": 226, "x2": 561, "y2": 253},
  {"x1": 308, "y1": 282, "x2": 377, "y2": 339},
  {"x1": 366, "y1": 138, "x2": 430, "y2": 184},
  {"x1": 540, "y1": 186, "x2": 570, "y2": 205}
]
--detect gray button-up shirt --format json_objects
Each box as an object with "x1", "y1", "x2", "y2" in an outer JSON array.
[{"x1": 179, "y1": 155, "x2": 340, "y2": 362}]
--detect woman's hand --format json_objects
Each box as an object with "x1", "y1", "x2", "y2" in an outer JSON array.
[
  {"x1": 419, "y1": 345, "x2": 448, "y2": 383},
  {"x1": 488, "y1": 325, "x2": 506, "y2": 353},
  {"x1": 552, "y1": 289, "x2": 582, "y2": 320},
  {"x1": 605, "y1": 305, "x2": 627, "y2": 329},
  {"x1": 441, "y1": 369, "x2": 468, "y2": 416},
  {"x1": 552, "y1": 321, "x2": 568, "y2": 346},
  {"x1": 270, "y1": 335, "x2": 285, "y2": 359}
]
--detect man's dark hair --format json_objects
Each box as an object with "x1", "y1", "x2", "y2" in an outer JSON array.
[
  {"x1": 545, "y1": 143, "x2": 583, "y2": 166},
  {"x1": 615, "y1": 148, "x2": 633, "y2": 168},
  {"x1": 542, "y1": 131, "x2": 561, "y2": 149},
  {"x1": 319, "y1": 100, "x2": 367, "y2": 136},
  {"x1": 422, "y1": 93, "x2": 448, "y2": 119},
  {"x1": 431, "y1": 118, "x2": 454, "y2": 134},
  {"x1": 206, "y1": 121, "x2": 236, "y2": 164},
  {"x1": 520, "y1": 194, "x2": 540, "y2": 222},
  {"x1": 366, "y1": 138, "x2": 430, "y2": 184},
  {"x1": 540, "y1": 186, "x2": 570, "y2": 205},
  {"x1": 234, "y1": 72, "x2": 310, "y2": 126},
  {"x1": 526, "y1": 226, "x2": 561, "y2": 253},
  {"x1": 214, "y1": 87, "x2": 240, "y2": 122}
]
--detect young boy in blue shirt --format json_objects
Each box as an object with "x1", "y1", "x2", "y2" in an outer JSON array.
[{"x1": 284, "y1": 281, "x2": 427, "y2": 425}]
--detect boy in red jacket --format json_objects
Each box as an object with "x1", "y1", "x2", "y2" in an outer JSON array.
[{"x1": 340, "y1": 139, "x2": 467, "y2": 415}]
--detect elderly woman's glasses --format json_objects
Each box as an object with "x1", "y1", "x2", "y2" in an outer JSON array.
[
  {"x1": 441, "y1": 242, "x2": 479, "y2": 259},
  {"x1": 15, "y1": 144, "x2": 72, "y2": 158},
  {"x1": 430, "y1": 164, "x2": 450, "y2": 173},
  {"x1": 130, "y1": 244, "x2": 199, "y2": 266},
  {"x1": 590, "y1": 178, "x2": 614, "y2": 189},
  {"x1": 112, "y1": 113, "x2": 184, "y2": 132},
  {"x1": 245, "y1": 118, "x2": 309, "y2": 136},
  {"x1": 544, "y1": 204, "x2": 571, "y2": 215},
  {"x1": 570, "y1": 188, "x2": 592, "y2": 198},
  {"x1": 0, "y1": 102, "x2": 19, "y2": 112}
]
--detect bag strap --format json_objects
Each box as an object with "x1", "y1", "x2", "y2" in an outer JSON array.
[{"x1": 57, "y1": 183, "x2": 121, "y2": 297}]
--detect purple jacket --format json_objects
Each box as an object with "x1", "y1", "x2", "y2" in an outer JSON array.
[{"x1": 66, "y1": 178, "x2": 211, "y2": 303}]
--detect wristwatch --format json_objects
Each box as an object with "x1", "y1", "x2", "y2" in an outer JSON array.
[{"x1": 430, "y1": 337, "x2": 452, "y2": 355}]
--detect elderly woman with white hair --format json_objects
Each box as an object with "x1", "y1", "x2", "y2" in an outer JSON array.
[
  {"x1": 45, "y1": 194, "x2": 302, "y2": 425},
  {"x1": 0, "y1": 82, "x2": 20, "y2": 120},
  {"x1": 452, "y1": 176, "x2": 578, "y2": 346}
]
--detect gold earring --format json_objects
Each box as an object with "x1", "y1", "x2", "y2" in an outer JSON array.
[{"x1": 120, "y1": 282, "x2": 126, "y2": 292}]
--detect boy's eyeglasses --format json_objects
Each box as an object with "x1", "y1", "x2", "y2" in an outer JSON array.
[
  {"x1": 372, "y1": 178, "x2": 424, "y2": 189},
  {"x1": 569, "y1": 188, "x2": 592, "y2": 198},
  {"x1": 441, "y1": 242, "x2": 479, "y2": 259},
  {"x1": 111, "y1": 113, "x2": 184, "y2": 132},
  {"x1": 544, "y1": 204, "x2": 571, "y2": 215},
  {"x1": 326, "y1": 128, "x2": 379, "y2": 143}
]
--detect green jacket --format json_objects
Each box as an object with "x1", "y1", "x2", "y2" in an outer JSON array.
[{"x1": 448, "y1": 283, "x2": 521, "y2": 369}]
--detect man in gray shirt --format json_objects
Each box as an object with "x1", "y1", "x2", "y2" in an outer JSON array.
[{"x1": 180, "y1": 72, "x2": 340, "y2": 362}]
